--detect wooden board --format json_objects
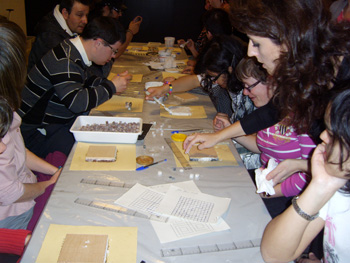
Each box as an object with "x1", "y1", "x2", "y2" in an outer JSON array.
[
  {"x1": 173, "y1": 142, "x2": 238, "y2": 167},
  {"x1": 58, "y1": 234, "x2": 108, "y2": 263},
  {"x1": 70, "y1": 143, "x2": 136, "y2": 171},
  {"x1": 188, "y1": 146, "x2": 219, "y2": 161},
  {"x1": 36, "y1": 224, "x2": 137, "y2": 263},
  {"x1": 86, "y1": 145, "x2": 117, "y2": 162}
]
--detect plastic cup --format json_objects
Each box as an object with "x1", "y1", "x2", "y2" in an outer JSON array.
[
  {"x1": 164, "y1": 37, "x2": 175, "y2": 48},
  {"x1": 158, "y1": 49, "x2": 172, "y2": 62}
]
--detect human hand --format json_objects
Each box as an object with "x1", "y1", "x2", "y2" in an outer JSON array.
[
  {"x1": 49, "y1": 167, "x2": 62, "y2": 185},
  {"x1": 145, "y1": 85, "x2": 168, "y2": 100},
  {"x1": 128, "y1": 16, "x2": 143, "y2": 35},
  {"x1": 297, "y1": 252, "x2": 322, "y2": 263},
  {"x1": 310, "y1": 143, "x2": 347, "y2": 191},
  {"x1": 187, "y1": 60, "x2": 196, "y2": 67},
  {"x1": 183, "y1": 133, "x2": 219, "y2": 154},
  {"x1": 25, "y1": 233, "x2": 32, "y2": 246},
  {"x1": 213, "y1": 113, "x2": 230, "y2": 132},
  {"x1": 163, "y1": 77, "x2": 176, "y2": 83},
  {"x1": 177, "y1": 39, "x2": 186, "y2": 45},
  {"x1": 186, "y1": 39, "x2": 195, "y2": 50},
  {"x1": 111, "y1": 71, "x2": 132, "y2": 94},
  {"x1": 265, "y1": 159, "x2": 307, "y2": 185},
  {"x1": 182, "y1": 66, "x2": 194, "y2": 74}
]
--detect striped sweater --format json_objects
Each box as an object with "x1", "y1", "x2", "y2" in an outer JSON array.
[
  {"x1": 18, "y1": 39, "x2": 116, "y2": 125},
  {"x1": 257, "y1": 122, "x2": 316, "y2": 197}
]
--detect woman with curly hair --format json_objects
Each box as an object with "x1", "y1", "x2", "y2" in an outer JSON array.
[
  {"x1": 230, "y1": 0, "x2": 350, "y2": 135},
  {"x1": 184, "y1": 0, "x2": 350, "y2": 181}
]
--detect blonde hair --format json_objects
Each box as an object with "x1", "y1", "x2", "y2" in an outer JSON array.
[{"x1": 0, "y1": 19, "x2": 26, "y2": 110}]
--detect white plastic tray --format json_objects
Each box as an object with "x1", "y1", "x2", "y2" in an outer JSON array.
[{"x1": 70, "y1": 116, "x2": 143, "y2": 144}]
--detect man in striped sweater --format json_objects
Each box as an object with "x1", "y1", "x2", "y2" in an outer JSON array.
[{"x1": 18, "y1": 16, "x2": 131, "y2": 158}]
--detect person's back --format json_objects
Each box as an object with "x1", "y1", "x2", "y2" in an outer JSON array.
[{"x1": 27, "y1": 0, "x2": 89, "y2": 72}]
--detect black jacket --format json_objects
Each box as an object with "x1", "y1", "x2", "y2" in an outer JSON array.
[{"x1": 27, "y1": 11, "x2": 71, "y2": 72}]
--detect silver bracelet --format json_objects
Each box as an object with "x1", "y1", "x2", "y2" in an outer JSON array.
[{"x1": 292, "y1": 196, "x2": 319, "y2": 221}]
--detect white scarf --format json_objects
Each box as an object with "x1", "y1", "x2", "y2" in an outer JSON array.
[
  {"x1": 70, "y1": 37, "x2": 92, "y2": 67},
  {"x1": 53, "y1": 4, "x2": 75, "y2": 37}
]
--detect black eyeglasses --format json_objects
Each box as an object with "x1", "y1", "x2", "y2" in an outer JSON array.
[
  {"x1": 103, "y1": 41, "x2": 118, "y2": 55},
  {"x1": 244, "y1": 80, "x2": 261, "y2": 92},
  {"x1": 206, "y1": 70, "x2": 226, "y2": 83}
]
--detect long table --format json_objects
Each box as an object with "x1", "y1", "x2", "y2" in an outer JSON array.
[{"x1": 21, "y1": 43, "x2": 271, "y2": 263}]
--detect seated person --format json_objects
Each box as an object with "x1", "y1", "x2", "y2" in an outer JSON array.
[
  {"x1": 18, "y1": 16, "x2": 132, "y2": 158},
  {"x1": 180, "y1": 8, "x2": 235, "y2": 75},
  {"x1": 181, "y1": 8, "x2": 232, "y2": 60},
  {"x1": 234, "y1": 72, "x2": 316, "y2": 199},
  {"x1": 89, "y1": 0, "x2": 143, "y2": 59},
  {"x1": 0, "y1": 98, "x2": 61, "y2": 230},
  {"x1": 261, "y1": 86, "x2": 350, "y2": 263},
  {"x1": 213, "y1": 57, "x2": 269, "y2": 169},
  {"x1": 184, "y1": 64, "x2": 316, "y2": 217},
  {"x1": 146, "y1": 35, "x2": 247, "y2": 118},
  {"x1": 1, "y1": 19, "x2": 66, "y2": 232},
  {"x1": 28, "y1": 0, "x2": 90, "y2": 71},
  {"x1": 177, "y1": 0, "x2": 212, "y2": 60}
]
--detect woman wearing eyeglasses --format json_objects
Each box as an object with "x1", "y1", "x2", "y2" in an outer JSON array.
[{"x1": 214, "y1": 57, "x2": 316, "y2": 217}]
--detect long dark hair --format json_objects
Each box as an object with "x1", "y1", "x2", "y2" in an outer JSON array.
[
  {"x1": 328, "y1": 84, "x2": 350, "y2": 194},
  {"x1": 194, "y1": 35, "x2": 247, "y2": 93},
  {"x1": 0, "y1": 97, "x2": 13, "y2": 138},
  {"x1": 0, "y1": 19, "x2": 26, "y2": 110},
  {"x1": 230, "y1": 0, "x2": 350, "y2": 133}
]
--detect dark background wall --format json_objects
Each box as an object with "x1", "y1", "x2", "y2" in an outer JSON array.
[{"x1": 25, "y1": 0, "x2": 205, "y2": 43}]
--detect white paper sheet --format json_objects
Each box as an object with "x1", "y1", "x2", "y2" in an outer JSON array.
[
  {"x1": 152, "y1": 182, "x2": 229, "y2": 244},
  {"x1": 155, "y1": 186, "x2": 231, "y2": 224},
  {"x1": 114, "y1": 181, "x2": 201, "y2": 214},
  {"x1": 114, "y1": 182, "x2": 231, "y2": 243},
  {"x1": 114, "y1": 183, "x2": 164, "y2": 214},
  {"x1": 149, "y1": 180, "x2": 201, "y2": 194}
]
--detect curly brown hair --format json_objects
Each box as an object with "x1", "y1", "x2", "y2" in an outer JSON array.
[{"x1": 230, "y1": 0, "x2": 350, "y2": 133}]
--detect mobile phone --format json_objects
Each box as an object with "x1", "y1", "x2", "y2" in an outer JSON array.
[{"x1": 134, "y1": 16, "x2": 142, "y2": 22}]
